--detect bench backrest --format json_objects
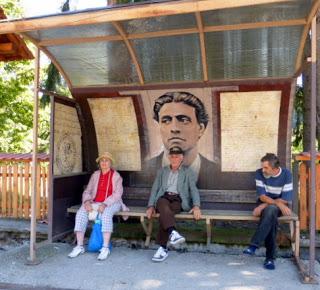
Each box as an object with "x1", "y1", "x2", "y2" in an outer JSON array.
[{"x1": 123, "y1": 187, "x2": 257, "y2": 211}]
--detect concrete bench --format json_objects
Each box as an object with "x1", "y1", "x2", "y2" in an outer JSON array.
[{"x1": 67, "y1": 187, "x2": 300, "y2": 258}]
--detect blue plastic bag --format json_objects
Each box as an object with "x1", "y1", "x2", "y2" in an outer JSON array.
[{"x1": 88, "y1": 218, "x2": 103, "y2": 252}]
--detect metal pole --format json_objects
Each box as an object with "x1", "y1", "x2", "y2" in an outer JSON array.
[
  {"x1": 309, "y1": 15, "x2": 317, "y2": 280},
  {"x1": 29, "y1": 47, "x2": 40, "y2": 263}
]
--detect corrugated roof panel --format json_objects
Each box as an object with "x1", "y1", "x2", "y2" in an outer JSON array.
[
  {"x1": 47, "y1": 41, "x2": 139, "y2": 87},
  {"x1": 133, "y1": 34, "x2": 202, "y2": 83},
  {"x1": 25, "y1": 22, "x2": 117, "y2": 42},
  {"x1": 122, "y1": 13, "x2": 197, "y2": 34},
  {"x1": 202, "y1": 0, "x2": 312, "y2": 26},
  {"x1": 205, "y1": 25, "x2": 304, "y2": 80}
]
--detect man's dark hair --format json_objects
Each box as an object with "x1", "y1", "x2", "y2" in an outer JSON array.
[
  {"x1": 153, "y1": 91, "x2": 209, "y2": 128},
  {"x1": 261, "y1": 153, "x2": 280, "y2": 168}
]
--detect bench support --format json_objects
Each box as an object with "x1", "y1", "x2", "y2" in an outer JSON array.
[{"x1": 206, "y1": 218, "x2": 212, "y2": 246}]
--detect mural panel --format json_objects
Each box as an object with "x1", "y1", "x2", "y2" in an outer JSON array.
[
  {"x1": 54, "y1": 103, "x2": 82, "y2": 175},
  {"x1": 88, "y1": 97, "x2": 141, "y2": 171},
  {"x1": 220, "y1": 91, "x2": 281, "y2": 172}
]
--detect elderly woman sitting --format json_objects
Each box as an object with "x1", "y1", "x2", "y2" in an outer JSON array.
[{"x1": 68, "y1": 152, "x2": 127, "y2": 260}]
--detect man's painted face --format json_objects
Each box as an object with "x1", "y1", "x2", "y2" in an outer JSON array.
[
  {"x1": 158, "y1": 102, "x2": 205, "y2": 153},
  {"x1": 261, "y1": 161, "x2": 277, "y2": 177}
]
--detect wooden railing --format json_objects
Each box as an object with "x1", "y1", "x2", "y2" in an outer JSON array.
[
  {"x1": 294, "y1": 153, "x2": 320, "y2": 230},
  {"x1": 0, "y1": 161, "x2": 49, "y2": 220}
]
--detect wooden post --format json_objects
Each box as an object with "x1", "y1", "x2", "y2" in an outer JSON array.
[
  {"x1": 299, "y1": 162, "x2": 308, "y2": 229},
  {"x1": 316, "y1": 163, "x2": 320, "y2": 230},
  {"x1": 29, "y1": 47, "x2": 40, "y2": 264}
]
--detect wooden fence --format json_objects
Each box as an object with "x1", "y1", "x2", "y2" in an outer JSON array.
[
  {"x1": 0, "y1": 161, "x2": 49, "y2": 220},
  {"x1": 295, "y1": 154, "x2": 320, "y2": 230}
]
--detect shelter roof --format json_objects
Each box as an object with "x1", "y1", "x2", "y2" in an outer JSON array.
[
  {"x1": 0, "y1": 0, "x2": 318, "y2": 89},
  {"x1": 0, "y1": 7, "x2": 33, "y2": 62}
]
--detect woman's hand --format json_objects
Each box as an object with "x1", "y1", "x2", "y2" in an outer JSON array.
[
  {"x1": 98, "y1": 204, "x2": 106, "y2": 213},
  {"x1": 84, "y1": 201, "x2": 92, "y2": 212}
]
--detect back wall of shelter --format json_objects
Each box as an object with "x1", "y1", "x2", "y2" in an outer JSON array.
[{"x1": 53, "y1": 81, "x2": 294, "y2": 190}]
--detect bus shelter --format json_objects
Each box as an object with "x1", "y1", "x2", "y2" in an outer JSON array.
[{"x1": 0, "y1": 0, "x2": 318, "y2": 283}]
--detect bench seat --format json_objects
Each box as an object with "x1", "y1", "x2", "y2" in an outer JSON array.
[{"x1": 67, "y1": 204, "x2": 300, "y2": 257}]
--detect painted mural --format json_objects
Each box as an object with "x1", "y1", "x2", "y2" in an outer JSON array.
[{"x1": 54, "y1": 103, "x2": 82, "y2": 175}]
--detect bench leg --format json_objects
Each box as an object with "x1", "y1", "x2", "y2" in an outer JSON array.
[
  {"x1": 206, "y1": 218, "x2": 212, "y2": 247},
  {"x1": 289, "y1": 220, "x2": 300, "y2": 258},
  {"x1": 295, "y1": 220, "x2": 300, "y2": 258},
  {"x1": 140, "y1": 216, "x2": 153, "y2": 247},
  {"x1": 289, "y1": 221, "x2": 295, "y2": 253}
]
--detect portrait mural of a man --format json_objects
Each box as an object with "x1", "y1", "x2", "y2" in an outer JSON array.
[{"x1": 131, "y1": 90, "x2": 221, "y2": 189}]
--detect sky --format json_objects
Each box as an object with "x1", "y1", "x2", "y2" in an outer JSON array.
[{"x1": 21, "y1": 0, "x2": 106, "y2": 17}]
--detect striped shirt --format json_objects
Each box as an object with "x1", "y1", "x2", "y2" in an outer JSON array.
[{"x1": 255, "y1": 167, "x2": 293, "y2": 201}]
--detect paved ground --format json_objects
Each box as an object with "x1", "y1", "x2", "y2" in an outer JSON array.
[{"x1": 0, "y1": 243, "x2": 319, "y2": 290}]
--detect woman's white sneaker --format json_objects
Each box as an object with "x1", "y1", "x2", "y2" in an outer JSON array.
[
  {"x1": 68, "y1": 245, "x2": 85, "y2": 258},
  {"x1": 97, "y1": 247, "x2": 110, "y2": 260}
]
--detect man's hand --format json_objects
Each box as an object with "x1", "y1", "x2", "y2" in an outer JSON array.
[
  {"x1": 189, "y1": 206, "x2": 201, "y2": 220},
  {"x1": 98, "y1": 203, "x2": 106, "y2": 213},
  {"x1": 253, "y1": 203, "x2": 268, "y2": 217},
  {"x1": 146, "y1": 206, "x2": 155, "y2": 219},
  {"x1": 84, "y1": 201, "x2": 92, "y2": 212},
  {"x1": 275, "y1": 201, "x2": 291, "y2": 216}
]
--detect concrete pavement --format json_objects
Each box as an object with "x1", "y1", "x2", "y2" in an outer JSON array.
[{"x1": 0, "y1": 243, "x2": 319, "y2": 290}]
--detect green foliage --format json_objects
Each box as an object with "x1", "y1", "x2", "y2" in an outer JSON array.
[
  {"x1": 0, "y1": 0, "x2": 23, "y2": 18},
  {"x1": 0, "y1": 60, "x2": 34, "y2": 152},
  {"x1": 292, "y1": 86, "x2": 304, "y2": 153},
  {"x1": 0, "y1": 0, "x2": 51, "y2": 153}
]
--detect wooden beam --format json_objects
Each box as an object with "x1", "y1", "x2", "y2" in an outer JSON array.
[
  {"x1": 39, "y1": 34, "x2": 123, "y2": 46},
  {"x1": 295, "y1": 0, "x2": 320, "y2": 73},
  {"x1": 0, "y1": 0, "x2": 294, "y2": 34},
  {"x1": 195, "y1": 12, "x2": 208, "y2": 81},
  {"x1": 37, "y1": 18, "x2": 305, "y2": 47},
  {"x1": 204, "y1": 18, "x2": 306, "y2": 33},
  {"x1": 112, "y1": 21, "x2": 144, "y2": 85}
]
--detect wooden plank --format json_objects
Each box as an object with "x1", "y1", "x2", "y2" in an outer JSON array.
[
  {"x1": 67, "y1": 204, "x2": 298, "y2": 222},
  {"x1": 8, "y1": 165, "x2": 12, "y2": 216},
  {"x1": 19, "y1": 165, "x2": 24, "y2": 218},
  {"x1": 36, "y1": 164, "x2": 41, "y2": 219},
  {"x1": 12, "y1": 164, "x2": 18, "y2": 218},
  {"x1": 0, "y1": 0, "x2": 293, "y2": 34},
  {"x1": 1, "y1": 165, "x2": 7, "y2": 216},
  {"x1": 299, "y1": 162, "x2": 308, "y2": 230},
  {"x1": 24, "y1": 163, "x2": 30, "y2": 218},
  {"x1": 42, "y1": 165, "x2": 47, "y2": 220},
  {"x1": 195, "y1": 12, "x2": 208, "y2": 81},
  {"x1": 316, "y1": 164, "x2": 320, "y2": 230},
  {"x1": 123, "y1": 187, "x2": 257, "y2": 203}
]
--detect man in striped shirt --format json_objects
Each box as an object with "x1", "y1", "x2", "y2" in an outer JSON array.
[{"x1": 243, "y1": 153, "x2": 293, "y2": 270}]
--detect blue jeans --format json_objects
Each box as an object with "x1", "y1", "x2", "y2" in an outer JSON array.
[{"x1": 250, "y1": 205, "x2": 281, "y2": 260}]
